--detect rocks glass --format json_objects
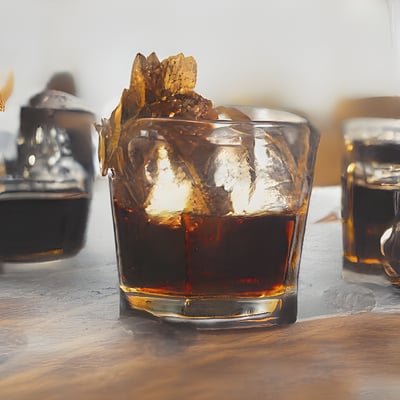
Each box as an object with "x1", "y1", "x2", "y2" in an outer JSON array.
[{"x1": 107, "y1": 106, "x2": 319, "y2": 328}]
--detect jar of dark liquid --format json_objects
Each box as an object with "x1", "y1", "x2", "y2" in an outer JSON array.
[
  {"x1": 341, "y1": 118, "x2": 400, "y2": 281},
  {"x1": 0, "y1": 90, "x2": 95, "y2": 262}
]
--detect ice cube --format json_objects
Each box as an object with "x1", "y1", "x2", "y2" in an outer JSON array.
[
  {"x1": 206, "y1": 126, "x2": 243, "y2": 146},
  {"x1": 211, "y1": 146, "x2": 252, "y2": 214},
  {"x1": 214, "y1": 105, "x2": 251, "y2": 121},
  {"x1": 208, "y1": 125, "x2": 298, "y2": 214},
  {"x1": 145, "y1": 145, "x2": 191, "y2": 221},
  {"x1": 251, "y1": 127, "x2": 302, "y2": 211}
]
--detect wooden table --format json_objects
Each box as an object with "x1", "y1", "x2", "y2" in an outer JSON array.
[{"x1": 1, "y1": 180, "x2": 400, "y2": 400}]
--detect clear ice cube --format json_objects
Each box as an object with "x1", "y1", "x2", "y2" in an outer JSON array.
[
  {"x1": 209, "y1": 125, "x2": 296, "y2": 214},
  {"x1": 123, "y1": 112, "x2": 301, "y2": 217}
]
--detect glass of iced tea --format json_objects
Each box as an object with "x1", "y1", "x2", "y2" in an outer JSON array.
[
  {"x1": 98, "y1": 52, "x2": 319, "y2": 327},
  {"x1": 105, "y1": 108, "x2": 318, "y2": 327},
  {"x1": 341, "y1": 118, "x2": 400, "y2": 281}
]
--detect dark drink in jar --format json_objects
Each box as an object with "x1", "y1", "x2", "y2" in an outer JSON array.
[
  {"x1": 341, "y1": 136, "x2": 400, "y2": 275},
  {"x1": 0, "y1": 192, "x2": 90, "y2": 261}
]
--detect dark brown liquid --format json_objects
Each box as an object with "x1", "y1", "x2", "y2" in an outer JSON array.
[
  {"x1": 113, "y1": 200, "x2": 303, "y2": 297},
  {"x1": 342, "y1": 179, "x2": 399, "y2": 264},
  {"x1": 0, "y1": 195, "x2": 90, "y2": 262}
]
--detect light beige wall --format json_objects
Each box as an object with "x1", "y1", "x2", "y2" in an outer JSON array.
[{"x1": 0, "y1": 0, "x2": 398, "y2": 184}]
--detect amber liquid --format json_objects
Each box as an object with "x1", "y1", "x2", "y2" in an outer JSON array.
[
  {"x1": 342, "y1": 179, "x2": 400, "y2": 265},
  {"x1": 0, "y1": 195, "x2": 90, "y2": 261},
  {"x1": 113, "y1": 200, "x2": 303, "y2": 297}
]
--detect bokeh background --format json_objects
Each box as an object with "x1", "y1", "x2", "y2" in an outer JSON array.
[{"x1": 1, "y1": 0, "x2": 398, "y2": 184}]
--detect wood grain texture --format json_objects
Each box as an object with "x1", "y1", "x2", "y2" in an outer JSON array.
[
  {"x1": 1, "y1": 181, "x2": 400, "y2": 400},
  {"x1": 2, "y1": 313, "x2": 400, "y2": 400}
]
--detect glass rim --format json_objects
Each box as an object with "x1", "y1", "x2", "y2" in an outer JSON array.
[
  {"x1": 124, "y1": 106, "x2": 309, "y2": 126},
  {"x1": 343, "y1": 117, "x2": 400, "y2": 142},
  {"x1": 344, "y1": 117, "x2": 400, "y2": 130}
]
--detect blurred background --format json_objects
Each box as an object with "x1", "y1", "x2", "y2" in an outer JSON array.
[{"x1": 0, "y1": 0, "x2": 399, "y2": 185}]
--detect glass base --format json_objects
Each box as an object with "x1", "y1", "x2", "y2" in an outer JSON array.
[
  {"x1": 119, "y1": 289, "x2": 297, "y2": 329},
  {"x1": 380, "y1": 262, "x2": 400, "y2": 288},
  {"x1": 342, "y1": 257, "x2": 390, "y2": 286}
]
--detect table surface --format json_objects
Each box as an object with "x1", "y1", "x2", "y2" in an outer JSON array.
[{"x1": 1, "y1": 179, "x2": 400, "y2": 400}]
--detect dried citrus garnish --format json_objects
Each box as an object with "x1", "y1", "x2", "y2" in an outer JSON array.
[
  {"x1": 96, "y1": 52, "x2": 215, "y2": 175},
  {"x1": 0, "y1": 71, "x2": 14, "y2": 112}
]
